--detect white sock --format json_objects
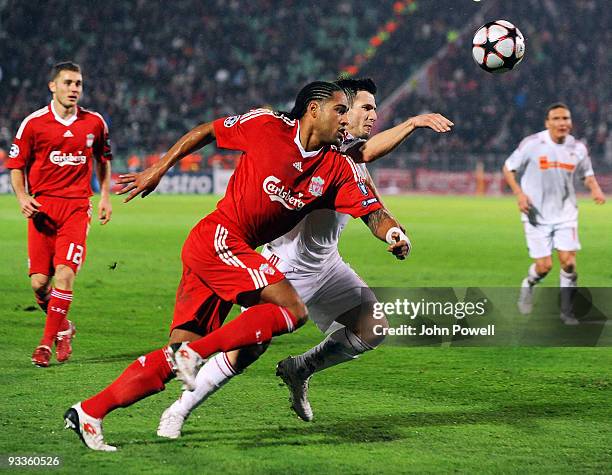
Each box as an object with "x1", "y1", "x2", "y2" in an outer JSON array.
[
  {"x1": 293, "y1": 327, "x2": 374, "y2": 378},
  {"x1": 171, "y1": 352, "x2": 237, "y2": 417},
  {"x1": 560, "y1": 269, "x2": 577, "y2": 288},
  {"x1": 527, "y1": 263, "x2": 547, "y2": 286},
  {"x1": 560, "y1": 270, "x2": 578, "y2": 316}
]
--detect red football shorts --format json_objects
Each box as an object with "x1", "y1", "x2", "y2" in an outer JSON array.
[
  {"x1": 27, "y1": 196, "x2": 92, "y2": 276},
  {"x1": 171, "y1": 217, "x2": 284, "y2": 335}
]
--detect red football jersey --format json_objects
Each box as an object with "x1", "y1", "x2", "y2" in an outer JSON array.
[
  {"x1": 7, "y1": 101, "x2": 112, "y2": 198},
  {"x1": 209, "y1": 109, "x2": 382, "y2": 247}
]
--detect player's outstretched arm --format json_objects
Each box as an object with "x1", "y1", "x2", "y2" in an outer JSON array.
[
  {"x1": 117, "y1": 122, "x2": 216, "y2": 202},
  {"x1": 502, "y1": 165, "x2": 531, "y2": 213},
  {"x1": 584, "y1": 176, "x2": 606, "y2": 204},
  {"x1": 10, "y1": 169, "x2": 41, "y2": 218},
  {"x1": 362, "y1": 208, "x2": 411, "y2": 260},
  {"x1": 345, "y1": 113, "x2": 453, "y2": 163},
  {"x1": 95, "y1": 159, "x2": 112, "y2": 224}
]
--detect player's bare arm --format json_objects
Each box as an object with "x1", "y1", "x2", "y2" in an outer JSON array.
[
  {"x1": 95, "y1": 159, "x2": 113, "y2": 224},
  {"x1": 362, "y1": 208, "x2": 411, "y2": 260},
  {"x1": 584, "y1": 175, "x2": 606, "y2": 204},
  {"x1": 346, "y1": 113, "x2": 454, "y2": 163},
  {"x1": 364, "y1": 168, "x2": 405, "y2": 233},
  {"x1": 117, "y1": 122, "x2": 216, "y2": 202},
  {"x1": 502, "y1": 164, "x2": 531, "y2": 213},
  {"x1": 10, "y1": 168, "x2": 41, "y2": 218}
]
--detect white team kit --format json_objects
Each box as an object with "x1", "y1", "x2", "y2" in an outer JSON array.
[
  {"x1": 262, "y1": 135, "x2": 377, "y2": 331},
  {"x1": 505, "y1": 130, "x2": 594, "y2": 258}
]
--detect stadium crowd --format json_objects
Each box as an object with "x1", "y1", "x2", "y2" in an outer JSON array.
[
  {"x1": 366, "y1": 0, "x2": 611, "y2": 169},
  {"x1": 0, "y1": 0, "x2": 396, "y2": 163},
  {"x1": 1, "y1": 0, "x2": 609, "y2": 172}
]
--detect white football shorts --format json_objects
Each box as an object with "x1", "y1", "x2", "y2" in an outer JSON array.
[
  {"x1": 523, "y1": 221, "x2": 581, "y2": 258},
  {"x1": 261, "y1": 248, "x2": 377, "y2": 332}
]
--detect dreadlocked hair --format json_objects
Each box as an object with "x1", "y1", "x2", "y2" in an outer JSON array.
[{"x1": 288, "y1": 81, "x2": 344, "y2": 120}]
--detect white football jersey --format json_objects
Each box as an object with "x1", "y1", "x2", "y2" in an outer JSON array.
[
  {"x1": 505, "y1": 130, "x2": 594, "y2": 225},
  {"x1": 266, "y1": 135, "x2": 368, "y2": 272}
]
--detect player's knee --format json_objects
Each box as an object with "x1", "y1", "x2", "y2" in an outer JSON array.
[
  {"x1": 536, "y1": 261, "x2": 552, "y2": 275},
  {"x1": 561, "y1": 260, "x2": 576, "y2": 274},
  {"x1": 54, "y1": 265, "x2": 76, "y2": 290},
  {"x1": 30, "y1": 275, "x2": 50, "y2": 295}
]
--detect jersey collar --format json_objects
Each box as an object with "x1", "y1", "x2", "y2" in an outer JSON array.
[
  {"x1": 543, "y1": 129, "x2": 574, "y2": 147},
  {"x1": 294, "y1": 121, "x2": 322, "y2": 158},
  {"x1": 50, "y1": 100, "x2": 79, "y2": 127}
]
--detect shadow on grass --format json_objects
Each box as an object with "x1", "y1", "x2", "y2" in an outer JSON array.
[{"x1": 122, "y1": 401, "x2": 604, "y2": 449}]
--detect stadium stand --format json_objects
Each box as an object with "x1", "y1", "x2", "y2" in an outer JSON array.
[{"x1": 0, "y1": 0, "x2": 609, "y2": 174}]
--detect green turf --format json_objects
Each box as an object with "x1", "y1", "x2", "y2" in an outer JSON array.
[{"x1": 0, "y1": 194, "x2": 610, "y2": 474}]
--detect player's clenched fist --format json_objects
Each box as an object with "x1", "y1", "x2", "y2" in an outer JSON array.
[
  {"x1": 98, "y1": 197, "x2": 112, "y2": 225},
  {"x1": 387, "y1": 230, "x2": 411, "y2": 260},
  {"x1": 591, "y1": 189, "x2": 605, "y2": 205},
  {"x1": 517, "y1": 192, "x2": 532, "y2": 214},
  {"x1": 18, "y1": 195, "x2": 42, "y2": 218}
]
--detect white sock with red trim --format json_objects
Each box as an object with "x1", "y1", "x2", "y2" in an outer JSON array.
[{"x1": 171, "y1": 352, "x2": 238, "y2": 417}]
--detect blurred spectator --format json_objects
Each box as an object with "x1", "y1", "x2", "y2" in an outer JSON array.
[
  {"x1": 0, "y1": 148, "x2": 7, "y2": 172},
  {"x1": 145, "y1": 154, "x2": 161, "y2": 169},
  {"x1": 0, "y1": 0, "x2": 608, "y2": 172},
  {"x1": 127, "y1": 154, "x2": 142, "y2": 173},
  {"x1": 179, "y1": 154, "x2": 202, "y2": 173}
]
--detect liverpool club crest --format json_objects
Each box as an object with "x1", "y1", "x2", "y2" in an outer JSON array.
[
  {"x1": 86, "y1": 133, "x2": 95, "y2": 148},
  {"x1": 309, "y1": 176, "x2": 325, "y2": 197}
]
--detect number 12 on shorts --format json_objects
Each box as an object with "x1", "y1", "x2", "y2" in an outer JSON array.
[{"x1": 66, "y1": 243, "x2": 84, "y2": 266}]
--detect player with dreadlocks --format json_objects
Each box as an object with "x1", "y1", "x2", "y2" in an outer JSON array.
[
  {"x1": 64, "y1": 80, "x2": 411, "y2": 451},
  {"x1": 156, "y1": 77, "x2": 453, "y2": 437}
]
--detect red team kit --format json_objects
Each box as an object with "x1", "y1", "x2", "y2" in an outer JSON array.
[
  {"x1": 7, "y1": 102, "x2": 111, "y2": 275},
  {"x1": 172, "y1": 109, "x2": 382, "y2": 335}
]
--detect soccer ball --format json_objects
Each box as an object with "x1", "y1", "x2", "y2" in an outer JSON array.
[{"x1": 472, "y1": 20, "x2": 525, "y2": 73}]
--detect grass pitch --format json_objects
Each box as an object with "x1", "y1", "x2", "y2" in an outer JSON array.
[{"x1": 0, "y1": 194, "x2": 611, "y2": 474}]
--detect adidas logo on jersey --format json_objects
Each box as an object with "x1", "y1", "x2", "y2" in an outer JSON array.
[
  {"x1": 293, "y1": 162, "x2": 303, "y2": 172},
  {"x1": 63, "y1": 130, "x2": 74, "y2": 138}
]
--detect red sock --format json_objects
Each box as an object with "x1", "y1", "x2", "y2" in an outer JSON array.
[
  {"x1": 58, "y1": 317, "x2": 70, "y2": 332},
  {"x1": 188, "y1": 304, "x2": 299, "y2": 359},
  {"x1": 81, "y1": 348, "x2": 174, "y2": 419},
  {"x1": 40, "y1": 288, "x2": 72, "y2": 347}
]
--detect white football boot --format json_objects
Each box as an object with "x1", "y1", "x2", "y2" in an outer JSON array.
[
  {"x1": 276, "y1": 357, "x2": 313, "y2": 422},
  {"x1": 517, "y1": 278, "x2": 534, "y2": 315},
  {"x1": 157, "y1": 406, "x2": 186, "y2": 439},
  {"x1": 172, "y1": 342, "x2": 204, "y2": 391},
  {"x1": 64, "y1": 402, "x2": 117, "y2": 452}
]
